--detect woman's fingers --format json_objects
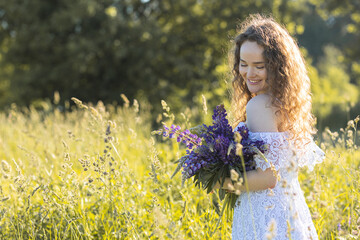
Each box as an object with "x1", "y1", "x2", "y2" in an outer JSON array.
[
  {"x1": 222, "y1": 179, "x2": 235, "y2": 191},
  {"x1": 226, "y1": 183, "x2": 235, "y2": 191}
]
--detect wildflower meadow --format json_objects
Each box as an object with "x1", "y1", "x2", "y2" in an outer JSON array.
[{"x1": 0, "y1": 96, "x2": 359, "y2": 239}]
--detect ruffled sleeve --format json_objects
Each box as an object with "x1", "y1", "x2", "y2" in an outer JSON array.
[
  {"x1": 251, "y1": 132, "x2": 293, "y2": 171},
  {"x1": 293, "y1": 139, "x2": 325, "y2": 171},
  {"x1": 250, "y1": 132, "x2": 325, "y2": 172},
  {"x1": 234, "y1": 122, "x2": 325, "y2": 172}
]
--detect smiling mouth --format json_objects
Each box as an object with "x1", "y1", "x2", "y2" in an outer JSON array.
[{"x1": 248, "y1": 79, "x2": 261, "y2": 84}]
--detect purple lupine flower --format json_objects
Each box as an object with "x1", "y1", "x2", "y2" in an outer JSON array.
[
  {"x1": 158, "y1": 124, "x2": 202, "y2": 151},
  {"x1": 201, "y1": 105, "x2": 234, "y2": 145},
  {"x1": 236, "y1": 125, "x2": 249, "y2": 140},
  {"x1": 155, "y1": 104, "x2": 270, "y2": 219},
  {"x1": 157, "y1": 104, "x2": 266, "y2": 184},
  {"x1": 214, "y1": 135, "x2": 231, "y2": 164},
  {"x1": 163, "y1": 125, "x2": 170, "y2": 137},
  {"x1": 169, "y1": 124, "x2": 181, "y2": 138}
]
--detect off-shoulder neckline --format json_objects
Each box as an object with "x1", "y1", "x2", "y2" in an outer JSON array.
[{"x1": 236, "y1": 122, "x2": 288, "y2": 135}]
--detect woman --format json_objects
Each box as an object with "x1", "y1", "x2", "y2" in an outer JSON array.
[{"x1": 222, "y1": 14, "x2": 325, "y2": 239}]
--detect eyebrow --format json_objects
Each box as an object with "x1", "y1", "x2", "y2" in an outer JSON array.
[{"x1": 240, "y1": 59, "x2": 265, "y2": 64}]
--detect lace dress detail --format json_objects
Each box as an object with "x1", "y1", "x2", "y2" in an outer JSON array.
[{"x1": 232, "y1": 122, "x2": 325, "y2": 240}]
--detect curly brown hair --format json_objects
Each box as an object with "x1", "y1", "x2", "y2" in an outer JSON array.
[{"x1": 231, "y1": 14, "x2": 316, "y2": 141}]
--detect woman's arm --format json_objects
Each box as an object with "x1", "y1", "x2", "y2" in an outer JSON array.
[
  {"x1": 214, "y1": 167, "x2": 277, "y2": 192},
  {"x1": 220, "y1": 168, "x2": 277, "y2": 192}
]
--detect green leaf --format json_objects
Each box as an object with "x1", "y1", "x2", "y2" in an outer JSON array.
[{"x1": 171, "y1": 156, "x2": 187, "y2": 179}]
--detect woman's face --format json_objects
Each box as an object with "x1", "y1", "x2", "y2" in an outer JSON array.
[{"x1": 239, "y1": 41, "x2": 268, "y2": 95}]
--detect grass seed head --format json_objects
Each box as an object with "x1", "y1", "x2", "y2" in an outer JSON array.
[
  {"x1": 346, "y1": 139, "x2": 354, "y2": 148},
  {"x1": 161, "y1": 100, "x2": 170, "y2": 112},
  {"x1": 235, "y1": 143, "x2": 243, "y2": 156},
  {"x1": 62, "y1": 140, "x2": 69, "y2": 150},
  {"x1": 71, "y1": 97, "x2": 88, "y2": 109},
  {"x1": 108, "y1": 120, "x2": 116, "y2": 129},
  {"x1": 234, "y1": 131, "x2": 242, "y2": 143},
  {"x1": 354, "y1": 115, "x2": 360, "y2": 124},
  {"x1": 267, "y1": 189, "x2": 274, "y2": 197},
  {"x1": 133, "y1": 99, "x2": 139, "y2": 113},
  {"x1": 1, "y1": 160, "x2": 11, "y2": 173},
  {"x1": 347, "y1": 120, "x2": 355, "y2": 129},
  {"x1": 90, "y1": 107, "x2": 102, "y2": 121},
  {"x1": 120, "y1": 94, "x2": 130, "y2": 108},
  {"x1": 266, "y1": 218, "x2": 277, "y2": 239},
  {"x1": 53, "y1": 91, "x2": 60, "y2": 105},
  {"x1": 201, "y1": 94, "x2": 208, "y2": 115},
  {"x1": 230, "y1": 169, "x2": 239, "y2": 182}
]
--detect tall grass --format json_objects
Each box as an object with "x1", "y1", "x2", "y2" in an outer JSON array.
[{"x1": 0, "y1": 98, "x2": 358, "y2": 239}]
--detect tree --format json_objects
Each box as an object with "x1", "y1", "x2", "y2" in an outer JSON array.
[
  {"x1": 310, "y1": 45, "x2": 358, "y2": 130},
  {"x1": 0, "y1": 0, "x2": 334, "y2": 118},
  {"x1": 309, "y1": 0, "x2": 360, "y2": 84}
]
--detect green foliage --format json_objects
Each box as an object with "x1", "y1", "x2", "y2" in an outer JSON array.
[
  {"x1": 0, "y1": 0, "x2": 154, "y2": 105},
  {"x1": 0, "y1": 0, "x2": 316, "y2": 111},
  {"x1": 302, "y1": 117, "x2": 360, "y2": 239},
  {"x1": 0, "y1": 99, "x2": 359, "y2": 239},
  {"x1": 0, "y1": 99, "x2": 232, "y2": 239},
  {"x1": 311, "y1": 45, "x2": 359, "y2": 130},
  {"x1": 0, "y1": 0, "x2": 359, "y2": 133},
  {"x1": 309, "y1": 0, "x2": 360, "y2": 60},
  {"x1": 313, "y1": 45, "x2": 358, "y2": 107}
]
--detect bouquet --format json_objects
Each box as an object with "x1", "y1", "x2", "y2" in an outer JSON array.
[{"x1": 154, "y1": 104, "x2": 267, "y2": 219}]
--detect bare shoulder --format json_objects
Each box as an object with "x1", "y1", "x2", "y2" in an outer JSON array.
[{"x1": 246, "y1": 94, "x2": 278, "y2": 132}]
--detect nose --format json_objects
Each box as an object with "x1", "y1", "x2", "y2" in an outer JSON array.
[{"x1": 247, "y1": 67, "x2": 256, "y2": 78}]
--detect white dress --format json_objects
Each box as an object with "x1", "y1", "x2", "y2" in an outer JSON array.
[{"x1": 232, "y1": 122, "x2": 325, "y2": 240}]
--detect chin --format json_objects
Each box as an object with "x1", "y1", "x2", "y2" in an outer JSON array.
[
  {"x1": 247, "y1": 86, "x2": 265, "y2": 94},
  {"x1": 250, "y1": 91, "x2": 262, "y2": 95},
  {"x1": 246, "y1": 82, "x2": 267, "y2": 95}
]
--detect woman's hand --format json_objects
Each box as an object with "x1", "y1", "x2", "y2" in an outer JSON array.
[
  {"x1": 213, "y1": 168, "x2": 278, "y2": 193},
  {"x1": 222, "y1": 178, "x2": 236, "y2": 192},
  {"x1": 214, "y1": 178, "x2": 241, "y2": 193}
]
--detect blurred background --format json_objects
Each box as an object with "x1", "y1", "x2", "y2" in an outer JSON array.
[{"x1": 0, "y1": 0, "x2": 359, "y2": 130}]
